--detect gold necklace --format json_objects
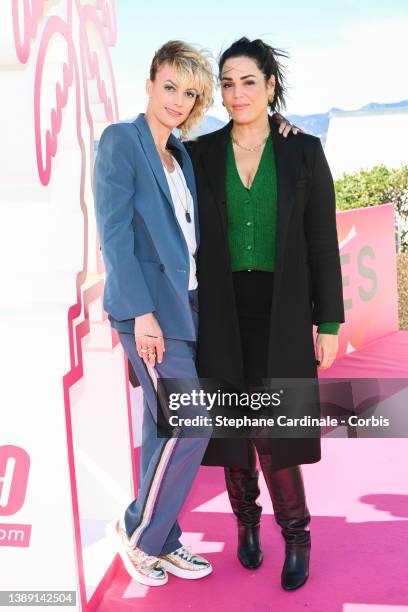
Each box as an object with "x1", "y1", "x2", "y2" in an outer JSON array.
[{"x1": 231, "y1": 131, "x2": 270, "y2": 152}]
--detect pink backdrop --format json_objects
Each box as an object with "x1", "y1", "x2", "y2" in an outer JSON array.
[{"x1": 335, "y1": 203, "x2": 398, "y2": 357}]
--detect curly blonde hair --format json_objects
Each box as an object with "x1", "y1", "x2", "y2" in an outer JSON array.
[{"x1": 149, "y1": 40, "x2": 214, "y2": 139}]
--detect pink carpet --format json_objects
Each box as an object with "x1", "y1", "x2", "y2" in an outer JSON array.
[{"x1": 96, "y1": 332, "x2": 408, "y2": 611}]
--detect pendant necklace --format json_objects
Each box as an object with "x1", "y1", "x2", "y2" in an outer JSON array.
[{"x1": 165, "y1": 153, "x2": 192, "y2": 223}]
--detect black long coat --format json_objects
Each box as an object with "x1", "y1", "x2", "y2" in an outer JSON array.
[{"x1": 186, "y1": 117, "x2": 345, "y2": 470}]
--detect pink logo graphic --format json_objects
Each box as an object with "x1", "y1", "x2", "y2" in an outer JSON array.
[
  {"x1": 0, "y1": 445, "x2": 30, "y2": 516},
  {"x1": 10, "y1": 0, "x2": 124, "y2": 602},
  {"x1": 0, "y1": 523, "x2": 31, "y2": 548},
  {"x1": 93, "y1": 0, "x2": 117, "y2": 45},
  {"x1": 336, "y1": 204, "x2": 398, "y2": 355},
  {"x1": 34, "y1": 17, "x2": 80, "y2": 186},
  {"x1": 79, "y1": 5, "x2": 118, "y2": 125},
  {"x1": 12, "y1": 0, "x2": 45, "y2": 64}
]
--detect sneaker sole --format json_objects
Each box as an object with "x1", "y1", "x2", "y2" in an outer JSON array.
[
  {"x1": 159, "y1": 558, "x2": 213, "y2": 580},
  {"x1": 107, "y1": 521, "x2": 168, "y2": 587}
]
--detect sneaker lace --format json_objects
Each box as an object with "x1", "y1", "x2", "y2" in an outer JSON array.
[
  {"x1": 129, "y1": 548, "x2": 160, "y2": 569},
  {"x1": 176, "y1": 545, "x2": 195, "y2": 562},
  {"x1": 118, "y1": 523, "x2": 160, "y2": 570}
]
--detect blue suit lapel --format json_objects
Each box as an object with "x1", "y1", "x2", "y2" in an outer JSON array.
[
  {"x1": 132, "y1": 114, "x2": 175, "y2": 213},
  {"x1": 133, "y1": 114, "x2": 200, "y2": 248}
]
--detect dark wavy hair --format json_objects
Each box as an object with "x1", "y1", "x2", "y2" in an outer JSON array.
[{"x1": 218, "y1": 37, "x2": 288, "y2": 112}]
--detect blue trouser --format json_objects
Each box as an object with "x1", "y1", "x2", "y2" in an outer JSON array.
[{"x1": 118, "y1": 290, "x2": 211, "y2": 556}]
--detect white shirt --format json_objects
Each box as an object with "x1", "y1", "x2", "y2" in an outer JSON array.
[{"x1": 163, "y1": 157, "x2": 198, "y2": 290}]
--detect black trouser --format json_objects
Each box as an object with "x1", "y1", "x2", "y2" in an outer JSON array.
[{"x1": 225, "y1": 271, "x2": 311, "y2": 541}]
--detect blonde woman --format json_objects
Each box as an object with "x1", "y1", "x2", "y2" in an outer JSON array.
[{"x1": 93, "y1": 41, "x2": 215, "y2": 587}]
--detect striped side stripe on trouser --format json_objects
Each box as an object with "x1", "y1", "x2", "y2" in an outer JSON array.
[{"x1": 128, "y1": 361, "x2": 178, "y2": 548}]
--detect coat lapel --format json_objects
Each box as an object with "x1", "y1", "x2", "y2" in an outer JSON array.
[
  {"x1": 168, "y1": 132, "x2": 201, "y2": 248},
  {"x1": 133, "y1": 114, "x2": 201, "y2": 247},
  {"x1": 132, "y1": 114, "x2": 175, "y2": 213},
  {"x1": 198, "y1": 121, "x2": 233, "y2": 236},
  {"x1": 269, "y1": 118, "x2": 302, "y2": 273}
]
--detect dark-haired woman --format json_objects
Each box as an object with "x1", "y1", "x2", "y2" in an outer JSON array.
[{"x1": 187, "y1": 38, "x2": 344, "y2": 591}]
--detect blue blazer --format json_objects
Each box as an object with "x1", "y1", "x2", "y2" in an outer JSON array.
[{"x1": 93, "y1": 113, "x2": 200, "y2": 340}]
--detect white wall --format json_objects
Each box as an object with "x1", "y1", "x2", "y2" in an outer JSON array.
[{"x1": 325, "y1": 108, "x2": 408, "y2": 177}]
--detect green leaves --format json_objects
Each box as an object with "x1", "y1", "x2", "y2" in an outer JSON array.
[{"x1": 335, "y1": 165, "x2": 408, "y2": 251}]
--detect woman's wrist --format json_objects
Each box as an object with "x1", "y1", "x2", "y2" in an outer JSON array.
[{"x1": 317, "y1": 322, "x2": 340, "y2": 335}]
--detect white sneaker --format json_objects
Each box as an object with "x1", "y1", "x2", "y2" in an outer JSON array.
[
  {"x1": 160, "y1": 546, "x2": 213, "y2": 579},
  {"x1": 110, "y1": 520, "x2": 168, "y2": 586}
]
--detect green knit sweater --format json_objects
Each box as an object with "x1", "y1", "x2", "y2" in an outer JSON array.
[{"x1": 226, "y1": 135, "x2": 340, "y2": 335}]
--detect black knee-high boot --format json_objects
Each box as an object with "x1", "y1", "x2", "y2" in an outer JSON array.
[
  {"x1": 259, "y1": 457, "x2": 311, "y2": 590},
  {"x1": 224, "y1": 443, "x2": 263, "y2": 569}
]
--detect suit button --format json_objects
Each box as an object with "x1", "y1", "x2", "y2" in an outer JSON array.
[{"x1": 159, "y1": 264, "x2": 165, "y2": 272}]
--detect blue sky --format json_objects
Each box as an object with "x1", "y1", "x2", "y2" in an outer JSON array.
[{"x1": 111, "y1": 0, "x2": 408, "y2": 120}]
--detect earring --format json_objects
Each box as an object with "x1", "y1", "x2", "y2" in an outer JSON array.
[{"x1": 222, "y1": 101, "x2": 231, "y2": 117}]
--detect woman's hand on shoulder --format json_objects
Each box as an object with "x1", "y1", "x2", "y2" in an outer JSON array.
[
  {"x1": 273, "y1": 112, "x2": 303, "y2": 138},
  {"x1": 315, "y1": 334, "x2": 338, "y2": 369}
]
